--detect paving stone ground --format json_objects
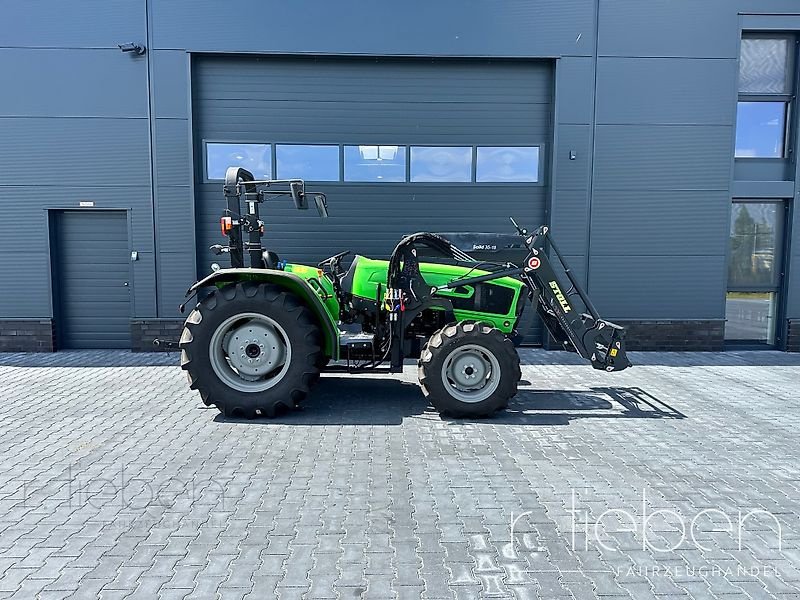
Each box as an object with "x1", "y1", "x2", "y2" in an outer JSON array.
[{"x1": 1, "y1": 349, "x2": 800, "y2": 599}]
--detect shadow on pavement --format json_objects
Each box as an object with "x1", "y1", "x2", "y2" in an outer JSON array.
[
  {"x1": 487, "y1": 386, "x2": 686, "y2": 426},
  {"x1": 214, "y1": 378, "x2": 685, "y2": 426},
  {"x1": 214, "y1": 377, "x2": 427, "y2": 425}
]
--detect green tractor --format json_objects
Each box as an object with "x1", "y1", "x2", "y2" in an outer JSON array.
[{"x1": 177, "y1": 167, "x2": 630, "y2": 418}]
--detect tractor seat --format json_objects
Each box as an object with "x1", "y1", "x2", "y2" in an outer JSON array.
[{"x1": 339, "y1": 255, "x2": 362, "y2": 295}]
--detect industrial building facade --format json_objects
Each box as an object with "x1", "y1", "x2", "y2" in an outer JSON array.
[{"x1": 1, "y1": 0, "x2": 799, "y2": 352}]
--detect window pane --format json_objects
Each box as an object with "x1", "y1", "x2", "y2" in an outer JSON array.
[
  {"x1": 476, "y1": 147, "x2": 540, "y2": 182},
  {"x1": 728, "y1": 202, "x2": 782, "y2": 287},
  {"x1": 344, "y1": 145, "x2": 406, "y2": 182},
  {"x1": 734, "y1": 102, "x2": 786, "y2": 158},
  {"x1": 725, "y1": 292, "x2": 777, "y2": 344},
  {"x1": 739, "y1": 38, "x2": 790, "y2": 94},
  {"x1": 206, "y1": 143, "x2": 271, "y2": 180},
  {"x1": 410, "y1": 147, "x2": 472, "y2": 182},
  {"x1": 276, "y1": 145, "x2": 340, "y2": 181}
]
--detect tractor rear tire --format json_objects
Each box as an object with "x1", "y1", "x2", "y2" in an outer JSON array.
[
  {"x1": 179, "y1": 282, "x2": 322, "y2": 418},
  {"x1": 418, "y1": 322, "x2": 520, "y2": 418}
]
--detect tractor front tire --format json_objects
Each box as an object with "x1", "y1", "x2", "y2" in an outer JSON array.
[
  {"x1": 418, "y1": 322, "x2": 520, "y2": 418},
  {"x1": 180, "y1": 282, "x2": 322, "y2": 418}
]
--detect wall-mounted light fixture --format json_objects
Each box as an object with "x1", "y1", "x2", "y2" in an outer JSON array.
[{"x1": 118, "y1": 42, "x2": 146, "y2": 56}]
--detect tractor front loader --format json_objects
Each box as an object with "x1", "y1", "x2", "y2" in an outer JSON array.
[{"x1": 177, "y1": 167, "x2": 630, "y2": 418}]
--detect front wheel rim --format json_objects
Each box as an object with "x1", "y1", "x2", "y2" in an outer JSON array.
[
  {"x1": 209, "y1": 312, "x2": 292, "y2": 392},
  {"x1": 441, "y1": 343, "x2": 501, "y2": 403}
]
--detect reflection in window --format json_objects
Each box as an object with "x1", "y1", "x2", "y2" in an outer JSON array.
[
  {"x1": 728, "y1": 203, "x2": 780, "y2": 287},
  {"x1": 344, "y1": 145, "x2": 406, "y2": 182},
  {"x1": 276, "y1": 145, "x2": 339, "y2": 181},
  {"x1": 410, "y1": 147, "x2": 472, "y2": 182},
  {"x1": 725, "y1": 292, "x2": 777, "y2": 344},
  {"x1": 206, "y1": 143, "x2": 271, "y2": 180},
  {"x1": 739, "y1": 38, "x2": 790, "y2": 94},
  {"x1": 476, "y1": 147, "x2": 540, "y2": 182},
  {"x1": 734, "y1": 102, "x2": 786, "y2": 158}
]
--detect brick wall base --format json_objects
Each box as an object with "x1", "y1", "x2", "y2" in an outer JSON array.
[
  {"x1": 0, "y1": 319, "x2": 56, "y2": 352},
  {"x1": 788, "y1": 319, "x2": 800, "y2": 353},
  {"x1": 131, "y1": 319, "x2": 184, "y2": 352},
  {"x1": 612, "y1": 320, "x2": 725, "y2": 351},
  {"x1": 545, "y1": 319, "x2": 726, "y2": 352}
]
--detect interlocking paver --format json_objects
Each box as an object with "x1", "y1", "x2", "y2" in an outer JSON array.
[{"x1": 1, "y1": 350, "x2": 800, "y2": 599}]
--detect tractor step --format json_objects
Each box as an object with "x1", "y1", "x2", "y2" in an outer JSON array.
[
  {"x1": 337, "y1": 328, "x2": 381, "y2": 366},
  {"x1": 339, "y1": 330, "x2": 376, "y2": 348}
]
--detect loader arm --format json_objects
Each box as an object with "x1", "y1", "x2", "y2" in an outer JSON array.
[{"x1": 435, "y1": 225, "x2": 631, "y2": 372}]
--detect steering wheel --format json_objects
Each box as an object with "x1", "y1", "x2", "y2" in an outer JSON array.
[{"x1": 318, "y1": 251, "x2": 351, "y2": 279}]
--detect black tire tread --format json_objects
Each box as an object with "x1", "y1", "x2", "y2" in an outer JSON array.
[
  {"x1": 179, "y1": 282, "x2": 322, "y2": 418},
  {"x1": 418, "y1": 321, "x2": 520, "y2": 418}
]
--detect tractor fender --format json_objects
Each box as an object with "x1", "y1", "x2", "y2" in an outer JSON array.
[{"x1": 185, "y1": 268, "x2": 339, "y2": 359}]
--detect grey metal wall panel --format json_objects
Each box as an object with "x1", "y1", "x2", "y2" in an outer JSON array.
[
  {"x1": 596, "y1": 58, "x2": 738, "y2": 125},
  {"x1": 733, "y1": 161, "x2": 791, "y2": 183},
  {"x1": 589, "y1": 255, "x2": 726, "y2": 319},
  {"x1": 556, "y1": 57, "x2": 594, "y2": 125},
  {"x1": 0, "y1": 186, "x2": 151, "y2": 214},
  {"x1": 158, "y1": 252, "x2": 197, "y2": 317},
  {"x1": 52, "y1": 211, "x2": 131, "y2": 348},
  {"x1": 598, "y1": 0, "x2": 738, "y2": 58},
  {"x1": 550, "y1": 190, "x2": 589, "y2": 256},
  {"x1": 152, "y1": 51, "x2": 190, "y2": 119},
  {"x1": 131, "y1": 252, "x2": 157, "y2": 318},
  {"x1": 152, "y1": 0, "x2": 594, "y2": 57},
  {"x1": 591, "y1": 191, "x2": 730, "y2": 256},
  {"x1": 732, "y1": 181, "x2": 795, "y2": 200},
  {"x1": 155, "y1": 119, "x2": 192, "y2": 183},
  {"x1": 0, "y1": 253, "x2": 51, "y2": 318},
  {"x1": 2, "y1": 0, "x2": 144, "y2": 48},
  {"x1": 594, "y1": 125, "x2": 733, "y2": 190},
  {"x1": 129, "y1": 207, "x2": 155, "y2": 254},
  {"x1": 554, "y1": 125, "x2": 591, "y2": 190},
  {"x1": 156, "y1": 187, "x2": 195, "y2": 253},
  {"x1": 0, "y1": 49, "x2": 147, "y2": 118},
  {"x1": 585, "y1": 0, "x2": 798, "y2": 327},
  {"x1": 0, "y1": 118, "x2": 150, "y2": 186},
  {"x1": 788, "y1": 265, "x2": 800, "y2": 320}
]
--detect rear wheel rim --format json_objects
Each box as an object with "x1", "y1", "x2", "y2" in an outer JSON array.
[
  {"x1": 441, "y1": 343, "x2": 501, "y2": 403},
  {"x1": 209, "y1": 312, "x2": 292, "y2": 392}
]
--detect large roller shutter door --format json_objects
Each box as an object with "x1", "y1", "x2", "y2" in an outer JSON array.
[{"x1": 192, "y1": 55, "x2": 552, "y2": 342}]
